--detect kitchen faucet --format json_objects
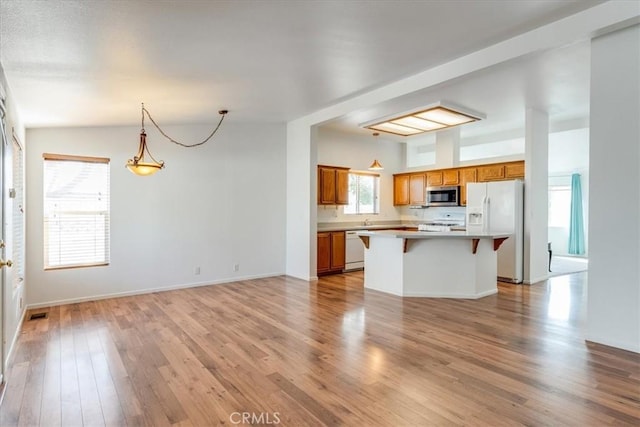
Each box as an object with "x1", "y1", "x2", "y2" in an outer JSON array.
[{"x1": 363, "y1": 218, "x2": 371, "y2": 226}]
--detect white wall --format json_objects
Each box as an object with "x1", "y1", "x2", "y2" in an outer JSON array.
[
  {"x1": 588, "y1": 24, "x2": 640, "y2": 353},
  {"x1": 0, "y1": 64, "x2": 26, "y2": 370},
  {"x1": 316, "y1": 127, "x2": 404, "y2": 223},
  {"x1": 25, "y1": 123, "x2": 286, "y2": 307}
]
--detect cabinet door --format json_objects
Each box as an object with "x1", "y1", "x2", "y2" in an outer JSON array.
[
  {"x1": 505, "y1": 161, "x2": 525, "y2": 179},
  {"x1": 335, "y1": 169, "x2": 350, "y2": 205},
  {"x1": 319, "y1": 167, "x2": 336, "y2": 204},
  {"x1": 394, "y1": 175, "x2": 410, "y2": 205},
  {"x1": 459, "y1": 168, "x2": 477, "y2": 206},
  {"x1": 317, "y1": 233, "x2": 331, "y2": 273},
  {"x1": 409, "y1": 174, "x2": 426, "y2": 205},
  {"x1": 477, "y1": 164, "x2": 505, "y2": 181},
  {"x1": 426, "y1": 171, "x2": 443, "y2": 186},
  {"x1": 330, "y1": 232, "x2": 346, "y2": 271},
  {"x1": 442, "y1": 169, "x2": 459, "y2": 185}
]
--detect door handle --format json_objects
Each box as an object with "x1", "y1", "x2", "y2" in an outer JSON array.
[{"x1": 0, "y1": 259, "x2": 13, "y2": 268}]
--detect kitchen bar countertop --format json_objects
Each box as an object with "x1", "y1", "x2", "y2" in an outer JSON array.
[{"x1": 355, "y1": 229, "x2": 508, "y2": 239}]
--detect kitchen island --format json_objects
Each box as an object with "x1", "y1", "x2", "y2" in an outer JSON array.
[{"x1": 356, "y1": 230, "x2": 511, "y2": 299}]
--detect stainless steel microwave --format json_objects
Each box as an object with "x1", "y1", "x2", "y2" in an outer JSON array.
[{"x1": 425, "y1": 186, "x2": 460, "y2": 207}]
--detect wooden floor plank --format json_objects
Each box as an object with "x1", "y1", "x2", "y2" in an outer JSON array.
[{"x1": 1, "y1": 271, "x2": 639, "y2": 426}]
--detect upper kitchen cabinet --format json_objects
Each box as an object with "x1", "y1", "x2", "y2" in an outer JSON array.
[
  {"x1": 477, "y1": 161, "x2": 525, "y2": 182},
  {"x1": 459, "y1": 167, "x2": 477, "y2": 206},
  {"x1": 426, "y1": 171, "x2": 443, "y2": 187},
  {"x1": 505, "y1": 161, "x2": 525, "y2": 179},
  {"x1": 410, "y1": 174, "x2": 426, "y2": 205},
  {"x1": 394, "y1": 173, "x2": 426, "y2": 206},
  {"x1": 318, "y1": 165, "x2": 350, "y2": 205},
  {"x1": 393, "y1": 174, "x2": 410, "y2": 205},
  {"x1": 392, "y1": 161, "x2": 524, "y2": 207},
  {"x1": 477, "y1": 164, "x2": 505, "y2": 181},
  {"x1": 442, "y1": 169, "x2": 459, "y2": 185}
]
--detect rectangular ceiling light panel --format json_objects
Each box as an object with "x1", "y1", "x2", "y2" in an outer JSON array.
[{"x1": 363, "y1": 105, "x2": 482, "y2": 137}]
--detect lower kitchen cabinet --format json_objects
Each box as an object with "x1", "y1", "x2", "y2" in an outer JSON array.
[{"x1": 317, "y1": 231, "x2": 345, "y2": 275}]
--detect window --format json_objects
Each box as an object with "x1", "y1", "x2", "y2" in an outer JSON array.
[
  {"x1": 344, "y1": 172, "x2": 380, "y2": 214},
  {"x1": 43, "y1": 154, "x2": 110, "y2": 269},
  {"x1": 548, "y1": 184, "x2": 571, "y2": 228}
]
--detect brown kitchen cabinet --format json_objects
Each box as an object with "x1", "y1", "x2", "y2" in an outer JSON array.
[
  {"x1": 317, "y1": 231, "x2": 345, "y2": 275},
  {"x1": 393, "y1": 174, "x2": 410, "y2": 205},
  {"x1": 392, "y1": 161, "x2": 524, "y2": 207},
  {"x1": 459, "y1": 168, "x2": 477, "y2": 206},
  {"x1": 318, "y1": 165, "x2": 350, "y2": 205},
  {"x1": 409, "y1": 174, "x2": 426, "y2": 205},
  {"x1": 426, "y1": 171, "x2": 443, "y2": 186},
  {"x1": 477, "y1": 164, "x2": 505, "y2": 181},
  {"x1": 394, "y1": 173, "x2": 426, "y2": 206},
  {"x1": 442, "y1": 169, "x2": 459, "y2": 185},
  {"x1": 505, "y1": 161, "x2": 525, "y2": 179}
]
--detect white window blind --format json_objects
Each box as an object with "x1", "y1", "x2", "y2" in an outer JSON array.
[{"x1": 43, "y1": 154, "x2": 110, "y2": 270}]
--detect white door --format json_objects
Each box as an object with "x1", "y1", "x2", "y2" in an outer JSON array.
[
  {"x1": 0, "y1": 92, "x2": 20, "y2": 382},
  {"x1": 0, "y1": 96, "x2": 8, "y2": 383}
]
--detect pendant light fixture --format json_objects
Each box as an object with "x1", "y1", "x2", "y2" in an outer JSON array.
[
  {"x1": 126, "y1": 103, "x2": 228, "y2": 176},
  {"x1": 368, "y1": 132, "x2": 384, "y2": 171}
]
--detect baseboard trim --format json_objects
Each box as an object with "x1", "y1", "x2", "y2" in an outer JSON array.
[
  {"x1": 402, "y1": 289, "x2": 499, "y2": 299},
  {"x1": 586, "y1": 336, "x2": 640, "y2": 354},
  {"x1": 26, "y1": 272, "x2": 284, "y2": 310},
  {"x1": 4, "y1": 307, "x2": 26, "y2": 370},
  {"x1": 523, "y1": 274, "x2": 549, "y2": 285}
]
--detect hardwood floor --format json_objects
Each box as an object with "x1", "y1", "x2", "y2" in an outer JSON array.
[{"x1": 1, "y1": 272, "x2": 638, "y2": 426}]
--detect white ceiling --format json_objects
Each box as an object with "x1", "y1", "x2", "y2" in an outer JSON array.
[{"x1": 0, "y1": 0, "x2": 602, "y2": 129}]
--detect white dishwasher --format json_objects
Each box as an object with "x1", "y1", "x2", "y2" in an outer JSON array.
[{"x1": 345, "y1": 230, "x2": 367, "y2": 271}]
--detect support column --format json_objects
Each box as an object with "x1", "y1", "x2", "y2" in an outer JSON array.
[
  {"x1": 523, "y1": 109, "x2": 549, "y2": 284},
  {"x1": 286, "y1": 118, "x2": 317, "y2": 280},
  {"x1": 435, "y1": 127, "x2": 460, "y2": 168},
  {"x1": 588, "y1": 24, "x2": 640, "y2": 352}
]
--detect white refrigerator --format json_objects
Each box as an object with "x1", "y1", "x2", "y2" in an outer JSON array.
[{"x1": 466, "y1": 180, "x2": 524, "y2": 283}]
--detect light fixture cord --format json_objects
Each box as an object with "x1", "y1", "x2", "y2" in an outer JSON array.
[{"x1": 141, "y1": 103, "x2": 227, "y2": 148}]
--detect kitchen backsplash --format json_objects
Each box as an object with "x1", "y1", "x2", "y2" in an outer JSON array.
[
  {"x1": 400, "y1": 206, "x2": 466, "y2": 223},
  {"x1": 317, "y1": 205, "x2": 466, "y2": 224}
]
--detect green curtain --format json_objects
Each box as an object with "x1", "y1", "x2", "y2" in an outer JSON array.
[{"x1": 568, "y1": 173, "x2": 585, "y2": 255}]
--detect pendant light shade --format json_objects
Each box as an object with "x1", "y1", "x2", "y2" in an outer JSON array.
[
  {"x1": 126, "y1": 131, "x2": 164, "y2": 176},
  {"x1": 368, "y1": 159, "x2": 384, "y2": 171},
  {"x1": 368, "y1": 132, "x2": 384, "y2": 171}
]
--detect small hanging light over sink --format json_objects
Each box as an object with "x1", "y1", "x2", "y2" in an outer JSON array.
[{"x1": 368, "y1": 132, "x2": 384, "y2": 171}]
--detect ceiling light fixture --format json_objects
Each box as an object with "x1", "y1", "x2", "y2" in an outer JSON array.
[
  {"x1": 126, "y1": 103, "x2": 228, "y2": 176},
  {"x1": 361, "y1": 102, "x2": 484, "y2": 137},
  {"x1": 368, "y1": 132, "x2": 384, "y2": 171}
]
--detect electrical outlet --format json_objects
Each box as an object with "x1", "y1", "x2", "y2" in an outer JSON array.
[
  {"x1": 233, "y1": 264, "x2": 239, "y2": 272},
  {"x1": 194, "y1": 266, "x2": 201, "y2": 275}
]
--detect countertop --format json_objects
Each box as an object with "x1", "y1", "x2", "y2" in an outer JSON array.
[
  {"x1": 317, "y1": 222, "x2": 466, "y2": 232},
  {"x1": 317, "y1": 222, "x2": 411, "y2": 232},
  {"x1": 355, "y1": 230, "x2": 510, "y2": 239}
]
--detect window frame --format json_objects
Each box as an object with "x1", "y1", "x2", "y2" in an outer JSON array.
[
  {"x1": 345, "y1": 171, "x2": 380, "y2": 215},
  {"x1": 43, "y1": 153, "x2": 111, "y2": 270}
]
